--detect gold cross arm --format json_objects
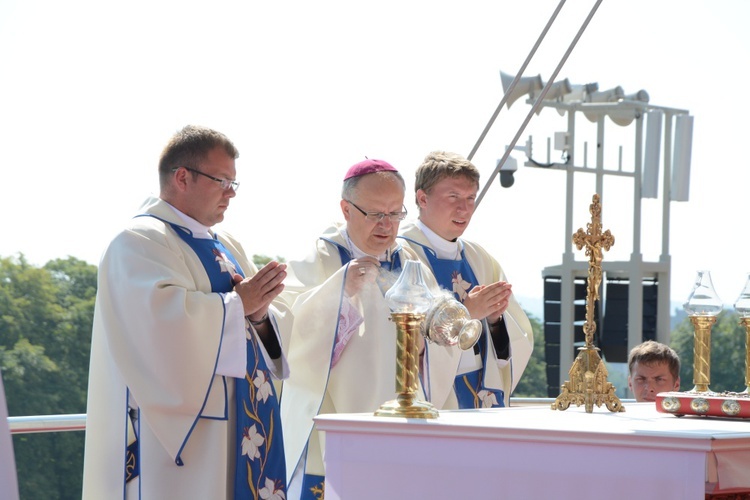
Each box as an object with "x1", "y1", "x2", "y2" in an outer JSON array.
[{"x1": 572, "y1": 194, "x2": 614, "y2": 346}]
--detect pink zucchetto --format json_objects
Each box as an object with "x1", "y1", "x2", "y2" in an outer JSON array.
[{"x1": 343, "y1": 158, "x2": 398, "y2": 180}]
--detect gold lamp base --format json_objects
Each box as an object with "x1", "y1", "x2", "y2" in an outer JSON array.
[
  {"x1": 689, "y1": 315, "x2": 716, "y2": 393},
  {"x1": 375, "y1": 393, "x2": 439, "y2": 419},
  {"x1": 374, "y1": 311, "x2": 439, "y2": 419},
  {"x1": 739, "y1": 317, "x2": 750, "y2": 394}
]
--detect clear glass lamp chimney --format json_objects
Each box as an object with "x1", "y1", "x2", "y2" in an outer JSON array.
[
  {"x1": 384, "y1": 260, "x2": 433, "y2": 314},
  {"x1": 733, "y1": 273, "x2": 750, "y2": 318},
  {"x1": 684, "y1": 270, "x2": 723, "y2": 316}
]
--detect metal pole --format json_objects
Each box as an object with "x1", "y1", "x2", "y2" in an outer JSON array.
[
  {"x1": 466, "y1": 0, "x2": 568, "y2": 162},
  {"x1": 476, "y1": 0, "x2": 604, "y2": 207}
]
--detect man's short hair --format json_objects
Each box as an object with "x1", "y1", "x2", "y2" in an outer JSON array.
[
  {"x1": 414, "y1": 151, "x2": 480, "y2": 207},
  {"x1": 158, "y1": 125, "x2": 239, "y2": 188},
  {"x1": 627, "y1": 340, "x2": 680, "y2": 381}
]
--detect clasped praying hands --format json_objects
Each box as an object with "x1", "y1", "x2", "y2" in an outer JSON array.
[
  {"x1": 233, "y1": 261, "x2": 287, "y2": 322},
  {"x1": 463, "y1": 281, "x2": 512, "y2": 325}
]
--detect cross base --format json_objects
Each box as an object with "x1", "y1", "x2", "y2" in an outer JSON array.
[{"x1": 552, "y1": 345, "x2": 624, "y2": 413}]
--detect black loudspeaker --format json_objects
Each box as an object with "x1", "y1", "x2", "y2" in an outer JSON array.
[
  {"x1": 600, "y1": 278, "x2": 658, "y2": 363},
  {"x1": 543, "y1": 276, "x2": 594, "y2": 397}
]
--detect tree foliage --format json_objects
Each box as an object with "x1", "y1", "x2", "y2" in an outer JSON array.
[
  {"x1": 512, "y1": 312, "x2": 547, "y2": 397},
  {"x1": 252, "y1": 254, "x2": 286, "y2": 267},
  {"x1": 1, "y1": 254, "x2": 96, "y2": 499}
]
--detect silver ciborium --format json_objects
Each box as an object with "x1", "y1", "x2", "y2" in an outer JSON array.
[{"x1": 423, "y1": 292, "x2": 482, "y2": 351}]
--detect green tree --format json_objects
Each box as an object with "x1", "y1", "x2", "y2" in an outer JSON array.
[
  {"x1": 0, "y1": 254, "x2": 96, "y2": 500},
  {"x1": 513, "y1": 312, "x2": 547, "y2": 397},
  {"x1": 252, "y1": 254, "x2": 286, "y2": 267},
  {"x1": 671, "y1": 309, "x2": 747, "y2": 393}
]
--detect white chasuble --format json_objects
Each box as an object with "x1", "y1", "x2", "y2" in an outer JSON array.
[{"x1": 82, "y1": 196, "x2": 290, "y2": 500}]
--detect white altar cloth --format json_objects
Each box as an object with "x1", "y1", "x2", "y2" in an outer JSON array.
[{"x1": 314, "y1": 402, "x2": 750, "y2": 500}]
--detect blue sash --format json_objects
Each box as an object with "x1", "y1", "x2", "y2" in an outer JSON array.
[
  {"x1": 124, "y1": 393, "x2": 139, "y2": 484},
  {"x1": 400, "y1": 238, "x2": 505, "y2": 409},
  {"x1": 301, "y1": 474, "x2": 326, "y2": 500},
  {"x1": 132, "y1": 216, "x2": 286, "y2": 499}
]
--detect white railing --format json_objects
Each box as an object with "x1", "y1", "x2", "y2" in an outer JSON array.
[
  {"x1": 8, "y1": 413, "x2": 86, "y2": 434},
  {"x1": 7, "y1": 398, "x2": 637, "y2": 435},
  {"x1": 6, "y1": 399, "x2": 559, "y2": 435}
]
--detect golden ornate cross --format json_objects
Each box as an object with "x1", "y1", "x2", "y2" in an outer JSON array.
[
  {"x1": 572, "y1": 194, "x2": 614, "y2": 347},
  {"x1": 552, "y1": 193, "x2": 623, "y2": 413}
]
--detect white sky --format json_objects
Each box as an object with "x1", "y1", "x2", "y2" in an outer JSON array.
[{"x1": 1, "y1": 0, "x2": 749, "y2": 314}]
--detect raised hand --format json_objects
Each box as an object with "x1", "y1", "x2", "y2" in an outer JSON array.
[
  {"x1": 233, "y1": 261, "x2": 287, "y2": 321},
  {"x1": 344, "y1": 257, "x2": 381, "y2": 297},
  {"x1": 463, "y1": 281, "x2": 512, "y2": 324}
]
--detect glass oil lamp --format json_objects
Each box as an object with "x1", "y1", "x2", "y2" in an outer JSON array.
[
  {"x1": 684, "y1": 270, "x2": 723, "y2": 393},
  {"x1": 733, "y1": 273, "x2": 750, "y2": 393},
  {"x1": 375, "y1": 260, "x2": 439, "y2": 418}
]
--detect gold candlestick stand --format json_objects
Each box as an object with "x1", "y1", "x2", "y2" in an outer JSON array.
[
  {"x1": 689, "y1": 315, "x2": 717, "y2": 393},
  {"x1": 375, "y1": 312, "x2": 439, "y2": 419},
  {"x1": 552, "y1": 194, "x2": 624, "y2": 414},
  {"x1": 740, "y1": 317, "x2": 750, "y2": 394}
]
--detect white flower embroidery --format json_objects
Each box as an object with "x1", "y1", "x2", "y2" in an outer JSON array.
[
  {"x1": 452, "y1": 271, "x2": 471, "y2": 301},
  {"x1": 477, "y1": 390, "x2": 498, "y2": 408},
  {"x1": 213, "y1": 249, "x2": 237, "y2": 274},
  {"x1": 259, "y1": 478, "x2": 286, "y2": 500},
  {"x1": 241, "y1": 425, "x2": 264, "y2": 460},
  {"x1": 254, "y1": 369, "x2": 273, "y2": 403}
]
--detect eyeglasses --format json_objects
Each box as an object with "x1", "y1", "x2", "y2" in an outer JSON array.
[
  {"x1": 346, "y1": 200, "x2": 407, "y2": 222},
  {"x1": 173, "y1": 167, "x2": 240, "y2": 191}
]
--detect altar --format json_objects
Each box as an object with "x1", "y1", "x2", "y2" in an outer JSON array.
[{"x1": 314, "y1": 403, "x2": 750, "y2": 500}]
